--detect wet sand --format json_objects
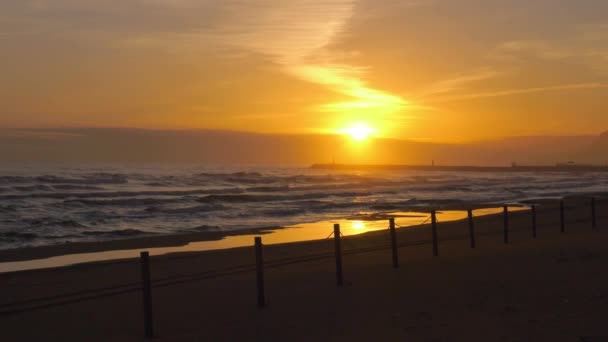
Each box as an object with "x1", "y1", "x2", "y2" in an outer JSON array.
[
  {"x1": 0, "y1": 206, "x2": 522, "y2": 267},
  {"x1": 1, "y1": 197, "x2": 607, "y2": 341}
]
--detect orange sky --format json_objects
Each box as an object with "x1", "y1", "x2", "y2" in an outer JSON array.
[{"x1": 1, "y1": 0, "x2": 608, "y2": 142}]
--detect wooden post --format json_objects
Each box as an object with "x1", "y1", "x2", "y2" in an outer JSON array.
[
  {"x1": 560, "y1": 200, "x2": 565, "y2": 233},
  {"x1": 531, "y1": 205, "x2": 537, "y2": 239},
  {"x1": 503, "y1": 206, "x2": 509, "y2": 244},
  {"x1": 592, "y1": 197, "x2": 597, "y2": 231},
  {"x1": 467, "y1": 209, "x2": 476, "y2": 249},
  {"x1": 254, "y1": 237, "x2": 265, "y2": 308},
  {"x1": 431, "y1": 211, "x2": 438, "y2": 256},
  {"x1": 140, "y1": 252, "x2": 154, "y2": 339},
  {"x1": 334, "y1": 224, "x2": 343, "y2": 287},
  {"x1": 389, "y1": 218, "x2": 399, "y2": 268}
]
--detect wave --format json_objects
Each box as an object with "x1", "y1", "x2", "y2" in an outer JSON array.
[
  {"x1": 244, "y1": 181, "x2": 397, "y2": 193},
  {"x1": 0, "y1": 176, "x2": 31, "y2": 184},
  {"x1": 0, "y1": 187, "x2": 245, "y2": 201},
  {"x1": 191, "y1": 225, "x2": 222, "y2": 232},
  {"x1": 370, "y1": 200, "x2": 418, "y2": 210},
  {"x1": 36, "y1": 173, "x2": 129, "y2": 185},
  {"x1": 287, "y1": 174, "x2": 385, "y2": 184},
  {"x1": 13, "y1": 185, "x2": 54, "y2": 192},
  {"x1": 238, "y1": 199, "x2": 383, "y2": 217},
  {"x1": 254, "y1": 197, "x2": 461, "y2": 217},
  {"x1": 0, "y1": 231, "x2": 38, "y2": 240},
  {"x1": 0, "y1": 173, "x2": 129, "y2": 186},
  {"x1": 2, "y1": 166, "x2": 607, "y2": 250},
  {"x1": 145, "y1": 182, "x2": 173, "y2": 187},
  {"x1": 52, "y1": 184, "x2": 105, "y2": 191},
  {"x1": 245, "y1": 185, "x2": 291, "y2": 192},
  {"x1": 196, "y1": 191, "x2": 376, "y2": 203},
  {"x1": 259, "y1": 207, "x2": 309, "y2": 217},
  {"x1": 298, "y1": 200, "x2": 377, "y2": 212},
  {"x1": 82, "y1": 229, "x2": 148, "y2": 237},
  {"x1": 24, "y1": 218, "x2": 89, "y2": 229},
  {"x1": 367, "y1": 198, "x2": 467, "y2": 211},
  {"x1": 502, "y1": 181, "x2": 605, "y2": 193},
  {"x1": 146, "y1": 203, "x2": 226, "y2": 214},
  {"x1": 0, "y1": 205, "x2": 17, "y2": 213},
  {"x1": 65, "y1": 197, "x2": 180, "y2": 207},
  {"x1": 195, "y1": 172, "x2": 384, "y2": 185},
  {"x1": 197, "y1": 172, "x2": 278, "y2": 184}
]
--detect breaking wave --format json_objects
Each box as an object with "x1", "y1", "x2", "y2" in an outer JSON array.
[
  {"x1": 83, "y1": 229, "x2": 148, "y2": 237},
  {"x1": 1, "y1": 165, "x2": 607, "y2": 249}
]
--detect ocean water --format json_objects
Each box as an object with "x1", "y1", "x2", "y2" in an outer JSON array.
[{"x1": 1, "y1": 163, "x2": 607, "y2": 250}]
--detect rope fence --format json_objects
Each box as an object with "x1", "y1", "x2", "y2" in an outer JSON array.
[{"x1": 1, "y1": 196, "x2": 607, "y2": 339}]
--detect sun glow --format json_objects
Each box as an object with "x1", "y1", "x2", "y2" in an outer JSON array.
[
  {"x1": 342, "y1": 123, "x2": 376, "y2": 141},
  {"x1": 351, "y1": 220, "x2": 366, "y2": 230}
]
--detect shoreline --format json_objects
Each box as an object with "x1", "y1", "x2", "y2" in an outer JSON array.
[
  {"x1": 0, "y1": 226, "x2": 281, "y2": 263},
  {"x1": 0, "y1": 196, "x2": 597, "y2": 272},
  {"x1": 0, "y1": 203, "x2": 531, "y2": 272}
]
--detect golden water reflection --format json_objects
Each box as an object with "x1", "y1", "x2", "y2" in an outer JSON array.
[
  {"x1": 0, "y1": 207, "x2": 527, "y2": 273},
  {"x1": 351, "y1": 220, "x2": 366, "y2": 231}
]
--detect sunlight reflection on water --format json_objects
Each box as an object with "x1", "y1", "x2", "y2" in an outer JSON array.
[{"x1": 0, "y1": 207, "x2": 527, "y2": 273}]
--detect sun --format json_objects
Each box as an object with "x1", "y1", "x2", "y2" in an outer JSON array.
[{"x1": 343, "y1": 123, "x2": 375, "y2": 141}]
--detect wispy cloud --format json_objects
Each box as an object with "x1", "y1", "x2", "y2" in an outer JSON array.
[
  {"x1": 492, "y1": 24, "x2": 608, "y2": 75},
  {"x1": 415, "y1": 69, "x2": 501, "y2": 99},
  {"x1": 2, "y1": 0, "x2": 608, "y2": 139},
  {"x1": 215, "y1": 1, "x2": 409, "y2": 124},
  {"x1": 109, "y1": 0, "x2": 411, "y2": 128},
  {"x1": 495, "y1": 40, "x2": 575, "y2": 60},
  {"x1": 432, "y1": 83, "x2": 608, "y2": 103}
]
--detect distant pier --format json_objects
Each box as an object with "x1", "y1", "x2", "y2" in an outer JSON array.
[{"x1": 311, "y1": 164, "x2": 608, "y2": 173}]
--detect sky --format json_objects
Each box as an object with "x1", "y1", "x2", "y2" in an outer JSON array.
[{"x1": 1, "y1": 0, "x2": 608, "y2": 142}]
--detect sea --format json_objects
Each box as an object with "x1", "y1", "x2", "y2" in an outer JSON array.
[{"x1": 1, "y1": 163, "x2": 607, "y2": 250}]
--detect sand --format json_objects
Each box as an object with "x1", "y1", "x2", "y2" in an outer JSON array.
[{"x1": 0, "y1": 197, "x2": 607, "y2": 341}]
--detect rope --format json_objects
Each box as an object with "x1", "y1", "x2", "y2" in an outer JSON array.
[{"x1": 1, "y1": 207, "x2": 606, "y2": 316}]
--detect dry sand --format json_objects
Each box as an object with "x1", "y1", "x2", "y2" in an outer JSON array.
[{"x1": 1, "y1": 197, "x2": 607, "y2": 341}]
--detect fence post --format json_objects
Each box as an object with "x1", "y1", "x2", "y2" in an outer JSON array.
[
  {"x1": 592, "y1": 197, "x2": 597, "y2": 231},
  {"x1": 389, "y1": 218, "x2": 399, "y2": 268},
  {"x1": 334, "y1": 224, "x2": 343, "y2": 287},
  {"x1": 431, "y1": 210, "x2": 439, "y2": 256},
  {"x1": 467, "y1": 209, "x2": 476, "y2": 249},
  {"x1": 531, "y1": 205, "x2": 537, "y2": 239},
  {"x1": 254, "y1": 237, "x2": 265, "y2": 308},
  {"x1": 503, "y1": 206, "x2": 509, "y2": 244},
  {"x1": 140, "y1": 252, "x2": 154, "y2": 339},
  {"x1": 560, "y1": 200, "x2": 565, "y2": 233}
]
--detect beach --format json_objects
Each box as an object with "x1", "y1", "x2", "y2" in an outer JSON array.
[
  {"x1": 3, "y1": 0, "x2": 608, "y2": 340},
  {"x1": 1, "y1": 197, "x2": 606, "y2": 341}
]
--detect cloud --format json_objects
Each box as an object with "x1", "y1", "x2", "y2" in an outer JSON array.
[
  {"x1": 209, "y1": 1, "x2": 410, "y2": 124},
  {"x1": 491, "y1": 22, "x2": 608, "y2": 75},
  {"x1": 496, "y1": 41, "x2": 575, "y2": 60},
  {"x1": 2, "y1": 0, "x2": 608, "y2": 139},
  {"x1": 432, "y1": 83, "x2": 608, "y2": 103},
  {"x1": 415, "y1": 69, "x2": 501, "y2": 99},
  {"x1": 17, "y1": 0, "x2": 409, "y2": 127}
]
